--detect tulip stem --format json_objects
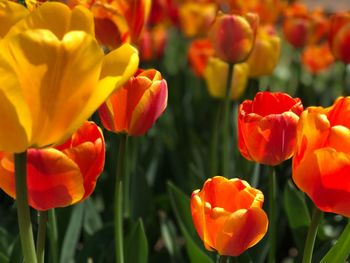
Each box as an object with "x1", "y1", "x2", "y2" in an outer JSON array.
[
  {"x1": 302, "y1": 207, "x2": 322, "y2": 263},
  {"x1": 115, "y1": 134, "x2": 128, "y2": 263},
  {"x1": 268, "y1": 166, "x2": 277, "y2": 263},
  {"x1": 218, "y1": 255, "x2": 229, "y2": 263},
  {"x1": 48, "y1": 209, "x2": 58, "y2": 263},
  {"x1": 223, "y1": 63, "x2": 234, "y2": 178},
  {"x1": 210, "y1": 102, "x2": 221, "y2": 176},
  {"x1": 36, "y1": 210, "x2": 48, "y2": 263},
  {"x1": 14, "y1": 151, "x2": 38, "y2": 263}
]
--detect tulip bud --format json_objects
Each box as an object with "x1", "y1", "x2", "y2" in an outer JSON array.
[
  {"x1": 238, "y1": 92, "x2": 303, "y2": 166},
  {"x1": 99, "y1": 69, "x2": 168, "y2": 136},
  {"x1": 209, "y1": 12, "x2": 259, "y2": 63},
  {"x1": 204, "y1": 57, "x2": 249, "y2": 100},
  {"x1": 191, "y1": 176, "x2": 268, "y2": 256},
  {"x1": 246, "y1": 25, "x2": 281, "y2": 78},
  {"x1": 329, "y1": 12, "x2": 350, "y2": 64}
]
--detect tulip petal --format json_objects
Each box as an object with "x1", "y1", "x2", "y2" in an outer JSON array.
[
  {"x1": 0, "y1": 149, "x2": 84, "y2": 211},
  {"x1": 293, "y1": 147, "x2": 350, "y2": 217},
  {"x1": 0, "y1": 0, "x2": 29, "y2": 38},
  {"x1": 129, "y1": 79, "x2": 167, "y2": 135},
  {"x1": 216, "y1": 208, "x2": 268, "y2": 256},
  {"x1": 0, "y1": 44, "x2": 31, "y2": 152},
  {"x1": 6, "y1": 2, "x2": 94, "y2": 39}
]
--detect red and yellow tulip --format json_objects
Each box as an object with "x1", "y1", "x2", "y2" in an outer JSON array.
[
  {"x1": 238, "y1": 92, "x2": 303, "y2": 166},
  {"x1": 99, "y1": 69, "x2": 168, "y2": 136},
  {"x1": 191, "y1": 176, "x2": 268, "y2": 256},
  {"x1": 0, "y1": 121, "x2": 104, "y2": 211}
]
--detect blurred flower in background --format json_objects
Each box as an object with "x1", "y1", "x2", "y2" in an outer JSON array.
[
  {"x1": 188, "y1": 38, "x2": 214, "y2": 77},
  {"x1": 329, "y1": 11, "x2": 350, "y2": 64},
  {"x1": 301, "y1": 42, "x2": 334, "y2": 74},
  {"x1": 191, "y1": 176, "x2": 268, "y2": 256}
]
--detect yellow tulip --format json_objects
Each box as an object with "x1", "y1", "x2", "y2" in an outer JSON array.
[
  {"x1": 0, "y1": 2, "x2": 139, "y2": 153},
  {"x1": 204, "y1": 57, "x2": 249, "y2": 100},
  {"x1": 246, "y1": 25, "x2": 281, "y2": 78}
]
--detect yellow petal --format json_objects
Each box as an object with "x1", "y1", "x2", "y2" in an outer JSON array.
[
  {"x1": 0, "y1": 0, "x2": 29, "y2": 38},
  {"x1": 6, "y1": 2, "x2": 94, "y2": 39}
]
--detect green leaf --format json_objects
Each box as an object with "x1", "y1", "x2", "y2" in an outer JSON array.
[
  {"x1": 59, "y1": 203, "x2": 84, "y2": 263},
  {"x1": 9, "y1": 237, "x2": 22, "y2": 263},
  {"x1": 0, "y1": 252, "x2": 8, "y2": 263},
  {"x1": 320, "y1": 220, "x2": 350, "y2": 263},
  {"x1": 284, "y1": 180, "x2": 311, "y2": 229},
  {"x1": 83, "y1": 198, "x2": 103, "y2": 236},
  {"x1": 160, "y1": 216, "x2": 183, "y2": 260},
  {"x1": 167, "y1": 181, "x2": 214, "y2": 263},
  {"x1": 125, "y1": 219, "x2": 148, "y2": 263}
]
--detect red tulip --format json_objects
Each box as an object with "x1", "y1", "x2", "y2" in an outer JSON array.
[
  {"x1": 191, "y1": 176, "x2": 268, "y2": 256},
  {"x1": 99, "y1": 69, "x2": 168, "y2": 136},
  {"x1": 0, "y1": 121, "x2": 105, "y2": 211},
  {"x1": 329, "y1": 12, "x2": 350, "y2": 64},
  {"x1": 187, "y1": 38, "x2": 214, "y2": 77},
  {"x1": 238, "y1": 92, "x2": 303, "y2": 166}
]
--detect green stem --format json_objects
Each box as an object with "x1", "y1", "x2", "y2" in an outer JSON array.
[
  {"x1": 268, "y1": 166, "x2": 277, "y2": 263},
  {"x1": 48, "y1": 209, "x2": 58, "y2": 263},
  {"x1": 14, "y1": 152, "x2": 38, "y2": 263},
  {"x1": 114, "y1": 134, "x2": 128, "y2": 263},
  {"x1": 218, "y1": 255, "x2": 229, "y2": 263},
  {"x1": 36, "y1": 211, "x2": 48, "y2": 263},
  {"x1": 222, "y1": 63, "x2": 234, "y2": 178},
  {"x1": 210, "y1": 102, "x2": 221, "y2": 176},
  {"x1": 302, "y1": 207, "x2": 322, "y2": 263}
]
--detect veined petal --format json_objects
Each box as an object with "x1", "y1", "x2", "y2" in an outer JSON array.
[
  {"x1": 0, "y1": 149, "x2": 84, "y2": 211},
  {"x1": 6, "y1": 2, "x2": 94, "y2": 39}
]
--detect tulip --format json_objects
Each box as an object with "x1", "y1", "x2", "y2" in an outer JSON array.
[
  {"x1": 179, "y1": 2, "x2": 217, "y2": 38},
  {"x1": 187, "y1": 38, "x2": 214, "y2": 77},
  {"x1": 99, "y1": 69, "x2": 168, "y2": 136},
  {"x1": 191, "y1": 176, "x2": 268, "y2": 256},
  {"x1": 238, "y1": 92, "x2": 303, "y2": 166},
  {"x1": 209, "y1": 12, "x2": 258, "y2": 63},
  {"x1": 246, "y1": 25, "x2": 281, "y2": 78},
  {"x1": 0, "y1": 2, "x2": 139, "y2": 153},
  {"x1": 301, "y1": 43, "x2": 334, "y2": 74},
  {"x1": 138, "y1": 25, "x2": 167, "y2": 62},
  {"x1": 293, "y1": 97, "x2": 350, "y2": 217},
  {"x1": 0, "y1": 121, "x2": 104, "y2": 211},
  {"x1": 282, "y1": 3, "x2": 329, "y2": 48},
  {"x1": 0, "y1": 0, "x2": 28, "y2": 38},
  {"x1": 203, "y1": 57, "x2": 249, "y2": 100},
  {"x1": 329, "y1": 12, "x2": 350, "y2": 64}
]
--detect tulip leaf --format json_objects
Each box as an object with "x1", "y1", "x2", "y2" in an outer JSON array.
[
  {"x1": 60, "y1": 203, "x2": 84, "y2": 263},
  {"x1": 284, "y1": 180, "x2": 311, "y2": 229},
  {"x1": 167, "y1": 181, "x2": 214, "y2": 263},
  {"x1": 320, "y1": 220, "x2": 350, "y2": 263},
  {"x1": 83, "y1": 198, "x2": 103, "y2": 236},
  {"x1": 160, "y1": 216, "x2": 183, "y2": 260},
  {"x1": 0, "y1": 252, "x2": 8, "y2": 263},
  {"x1": 125, "y1": 218, "x2": 148, "y2": 263},
  {"x1": 284, "y1": 180, "x2": 311, "y2": 251},
  {"x1": 9, "y1": 237, "x2": 22, "y2": 263}
]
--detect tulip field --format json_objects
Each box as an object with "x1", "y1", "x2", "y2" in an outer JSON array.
[{"x1": 1, "y1": 0, "x2": 350, "y2": 262}]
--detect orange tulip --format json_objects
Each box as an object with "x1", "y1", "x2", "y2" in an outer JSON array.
[
  {"x1": 99, "y1": 69, "x2": 168, "y2": 136},
  {"x1": 282, "y1": 3, "x2": 329, "y2": 48},
  {"x1": 238, "y1": 92, "x2": 303, "y2": 166},
  {"x1": 191, "y1": 176, "x2": 268, "y2": 256},
  {"x1": 0, "y1": 121, "x2": 104, "y2": 211},
  {"x1": 209, "y1": 12, "x2": 258, "y2": 63},
  {"x1": 187, "y1": 38, "x2": 214, "y2": 77},
  {"x1": 329, "y1": 12, "x2": 350, "y2": 64},
  {"x1": 293, "y1": 97, "x2": 350, "y2": 217},
  {"x1": 301, "y1": 43, "x2": 334, "y2": 74}
]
